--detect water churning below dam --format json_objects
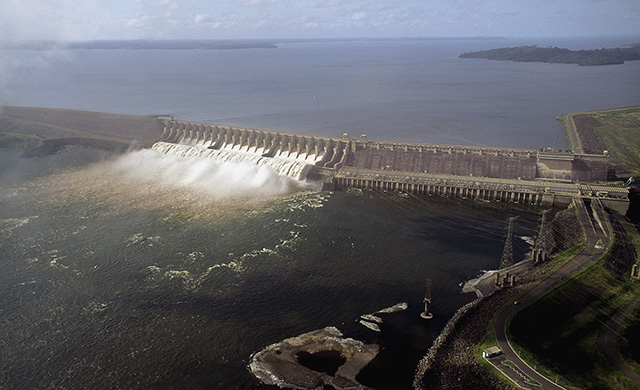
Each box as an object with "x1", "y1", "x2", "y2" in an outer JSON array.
[
  {"x1": 152, "y1": 141, "x2": 317, "y2": 181},
  {"x1": 0, "y1": 146, "x2": 544, "y2": 389}
]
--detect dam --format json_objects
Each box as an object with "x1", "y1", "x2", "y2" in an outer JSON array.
[{"x1": 158, "y1": 119, "x2": 626, "y2": 207}]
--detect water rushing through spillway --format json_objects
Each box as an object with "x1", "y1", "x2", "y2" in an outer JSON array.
[{"x1": 152, "y1": 141, "x2": 321, "y2": 180}]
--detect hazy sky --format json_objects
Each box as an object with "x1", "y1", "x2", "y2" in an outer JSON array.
[{"x1": 2, "y1": 0, "x2": 639, "y2": 41}]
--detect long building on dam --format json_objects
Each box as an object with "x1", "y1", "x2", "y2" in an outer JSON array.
[{"x1": 159, "y1": 119, "x2": 626, "y2": 207}]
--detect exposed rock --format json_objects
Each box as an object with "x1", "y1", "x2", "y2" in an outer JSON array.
[{"x1": 249, "y1": 326, "x2": 380, "y2": 390}]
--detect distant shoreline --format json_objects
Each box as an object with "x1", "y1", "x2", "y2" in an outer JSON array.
[
  {"x1": 0, "y1": 40, "x2": 278, "y2": 51},
  {"x1": 0, "y1": 36, "x2": 510, "y2": 51},
  {"x1": 460, "y1": 44, "x2": 640, "y2": 66}
]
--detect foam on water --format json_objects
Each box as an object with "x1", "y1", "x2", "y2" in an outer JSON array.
[
  {"x1": 376, "y1": 302, "x2": 409, "y2": 314},
  {"x1": 361, "y1": 314, "x2": 383, "y2": 324},
  {"x1": 47, "y1": 249, "x2": 69, "y2": 269},
  {"x1": 84, "y1": 300, "x2": 109, "y2": 314},
  {"x1": 147, "y1": 260, "x2": 248, "y2": 291},
  {"x1": 0, "y1": 216, "x2": 37, "y2": 238},
  {"x1": 126, "y1": 233, "x2": 162, "y2": 248},
  {"x1": 144, "y1": 228, "x2": 304, "y2": 292}
]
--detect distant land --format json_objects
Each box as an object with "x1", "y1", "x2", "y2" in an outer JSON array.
[
  {"x1": 1, "y1": 37, "x2": 509, "y2": 51},
  {"x1": 0, "y1": 39, "x2": 277, "y2": 50},
  {"x1": 460, "y1": 44, "x2": 640, "y2": 66}
]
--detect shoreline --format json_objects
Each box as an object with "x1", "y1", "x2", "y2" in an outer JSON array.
[
  {"x1": 414, "y1": 258, "x2": 551, "y2": 390},
  {"x1": 461, "y1": 258, "x2": 535, "y2": 299},
  {"x1": 0, "y1": 106, "x2": 164, "y2": 150}
]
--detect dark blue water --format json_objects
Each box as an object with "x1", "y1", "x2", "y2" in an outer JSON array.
[{"x1": 0, "y1": 37, "x2": 637, "y2": 389}]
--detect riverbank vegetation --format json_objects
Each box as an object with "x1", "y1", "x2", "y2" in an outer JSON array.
[
  {"x1": 460, "y1": 44, "x2": 640, "y2": 66},
  {"x1": 508, "y1": 216, "x2": 640, "y2": 389}
]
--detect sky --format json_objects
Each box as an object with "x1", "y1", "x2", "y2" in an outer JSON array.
[{"x1": 1, "y1": 0, "x2": 639, "y2": 42}]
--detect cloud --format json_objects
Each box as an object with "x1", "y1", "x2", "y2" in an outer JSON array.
[
  {"x1": 351, "y1": 11, "x2": 367, "y2": 21},
  {"x1": 193, "y1": 13, "x2": 227, "y2": 28},
  {"x1": 1, "y1": 0, "x2": 637, "y2": 42},
  {"x1": 243, "y1": 0, "x2": 278, "y2": 5},
  {"x1": 193, "y1": 13, "x2": 208, "y2": 24},
  {"x1": 313, "y1": 0, "x2": 346, "y2": 8},
  {"x1": 152, "y1": 0, "x2": 178, "y2": 10},
  {"x1": 127, "y1": 15, "x2": 151, "y2": 29}
]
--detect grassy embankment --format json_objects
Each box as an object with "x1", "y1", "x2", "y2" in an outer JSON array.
[
  {"x1": 477, "y1": 219, "x2": 640, "y2": 390},
  {"x1": 558, "y1": 105, "x2": 640, "y2": 178},
  {"x1": 507, "y1": 224, "x2": 640, "y2": 390},
  {"x1": 492, "y1": 107, "x2": 640, "y2": 389},
  {"x1": 0, "y1": 106, "x2": 164, "y2": 155}
]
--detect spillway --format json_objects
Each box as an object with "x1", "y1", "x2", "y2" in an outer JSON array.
[
  {"x1": 156, "y1": 120, "x2": 352, "y2": 181},
  {"x1": 151, "y1": 142, "x2": 317, "y2": 180}
]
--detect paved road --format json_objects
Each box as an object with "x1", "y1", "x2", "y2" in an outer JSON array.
[
  {"x1": 564, "y1": 113, "x2": 584, "y2": 154},
  {"x1": 494, "y1": 198, "x2": 610, "y2": 390}
]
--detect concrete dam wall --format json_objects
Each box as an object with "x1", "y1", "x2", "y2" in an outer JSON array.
[
  {"x1": 350, "y1": 141, "x2": 538, "y2": 180},
  {"x1": 347, "y1": 140, "x2": 610, "y2": 183},
  {"x1": 157, "y1": 119, "x2": 621, "y2": 206},
  {"x1": 160, "y1": 120, "x2": 351, "y2": 172}
]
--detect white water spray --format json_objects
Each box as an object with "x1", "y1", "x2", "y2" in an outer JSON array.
[
  {"x1": 106, "y1": 144, "x2": 319, "y2": 201},
  {"x1": 151, "y1": 142, "x2": 317, "y2": 181}
]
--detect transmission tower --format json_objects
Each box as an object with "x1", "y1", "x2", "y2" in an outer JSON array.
[
  {"x1": 532, "y1": 209, "x2": 549, "y2": 263},
  {"x1": 499, "y1": 216, "x2": 518, "y2": 269}
]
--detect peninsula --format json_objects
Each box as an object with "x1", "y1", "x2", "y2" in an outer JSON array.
[{"x1": 459, "y1": 44, "x2": 640, "y2": 66}]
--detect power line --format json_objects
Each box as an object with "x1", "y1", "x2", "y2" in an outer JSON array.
[
  {"x1": 532, "y1": 209, "x2": 550, "y2": 263},
  {"x1": 500, "y1": 216, "x2": 519, "y2": 269}
]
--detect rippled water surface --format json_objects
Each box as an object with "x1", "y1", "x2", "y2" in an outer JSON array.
[
  {"x1": 0, "y1": 148, "x2": 542, "y2": 389},
  {"x1": 5, "y1": 37, "x2": 640, "y2": 148}
]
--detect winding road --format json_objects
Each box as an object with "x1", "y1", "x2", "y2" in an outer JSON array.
[
  {"x1": 564, "y1": 113, "x2": 584, "y2": 154},
  {"x1": 494, "y1": 197, "x2": 610, "y2": 389}
]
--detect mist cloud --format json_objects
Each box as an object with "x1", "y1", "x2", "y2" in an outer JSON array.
[{"x1": 107, "y1": 148, "x2": 318, "y2": 201}]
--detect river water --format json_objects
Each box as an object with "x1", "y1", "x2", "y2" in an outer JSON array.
[{"x1": 0, "y1": 37, "x2": 638, "y2": 389}]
